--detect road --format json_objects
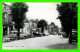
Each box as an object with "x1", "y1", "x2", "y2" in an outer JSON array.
[{"x1": 3, "y1": 35, "x2": 77, "y2": 49}]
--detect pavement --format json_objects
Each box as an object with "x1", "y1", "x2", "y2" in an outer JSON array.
[
  {"x1": 3, "y1": 35, "x2": 77, "y2": 49},
  {"x1": 3, "y1": 33, "x2": 30, "y2": 42}
]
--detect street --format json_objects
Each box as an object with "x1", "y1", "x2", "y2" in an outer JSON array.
[{"x1": 3, "y1": 35, "x2": 77, "y2": 49}]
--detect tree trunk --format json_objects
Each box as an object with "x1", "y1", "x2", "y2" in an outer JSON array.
[
  {"x1": 41, "y1": 27, "x2": 44, "y2": 36},
  {"x1": 17, "y1": 28, "x2": 20, "y2": 40}
]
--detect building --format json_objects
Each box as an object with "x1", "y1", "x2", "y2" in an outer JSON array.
[
  {"x1": 3, "y1": 3, "x2": 13, "y2": 36},
  {"x1": 22, "y1": 19, "x2": 30, "y2": 35}
]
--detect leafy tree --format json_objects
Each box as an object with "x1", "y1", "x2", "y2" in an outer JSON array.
[
  {"x1": 51, "y1": 22, "x2": 55, "y2": 26},
  {"x1": 50, "y1": 22, "x2": 59, "y2": 34},
  {"x1": 11, "y1": 3, "x2": 28, "y2": 39},
  {"x1": 37, "y1": 19, "x2": 47, "y2": 35},
  {"x1": 57, "y1": 3, "x2": 77, "y2": 37}
]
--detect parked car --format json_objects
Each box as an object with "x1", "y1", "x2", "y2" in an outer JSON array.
[
  {"x1": 32, "y1": 29, "x2": 40, "y2": 36},
  {"x1": 60, "y1": 32, "x2": 67, "y2": 38},
  {"x1": 68, "y1": 29, "x2": 77, "y2": 43},
  {"x1": 58, "y1": 32, "x2": 62, "y2": 35}
]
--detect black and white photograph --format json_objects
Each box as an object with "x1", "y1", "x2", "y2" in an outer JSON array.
[{"x1": 3, "y1": 2, "x2": 77, "y2": 49}]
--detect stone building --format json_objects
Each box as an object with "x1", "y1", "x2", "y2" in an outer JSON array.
[{"x1": 3, "y1": 3, "x2": 13, "y2": 36}]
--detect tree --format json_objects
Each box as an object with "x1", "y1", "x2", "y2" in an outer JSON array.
[
  {"x1": 11, "y1": 3, "x2": 28, "y2": 39},
  {"x1": 50, "y1": 22, "x2": 59, "y2": 34},
  {"x1": 37, "y1": 19, "x2": 47, "y2": 35},
  {"x1": 51, "y1": 22, "x2": 55, "y2": 26},
  {"x1": 57, "y1": 3, "x2": 77, "y2": 37}
]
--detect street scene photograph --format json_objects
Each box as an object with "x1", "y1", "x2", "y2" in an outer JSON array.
[{"x1": 3, "y1": 2, "x2": 77, "y2": 49}]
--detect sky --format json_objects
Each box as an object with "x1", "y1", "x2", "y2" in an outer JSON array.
[{"x1": 4, "y1": 3, "x2": 61, "y2": 28}]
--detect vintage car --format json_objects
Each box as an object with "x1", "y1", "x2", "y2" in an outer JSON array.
[
  {"x1": 68, "y1": 29, "x2": 77, "y2": 43},
  {"x1": 61, "y1": 32, "x2": 68, "y2": 38},
  {"x1": 32, "y1": 29, "x2": 40, "y2": 36},
  {"x1": 32, "y1": 28, "x2": 46, "y2": 37}
]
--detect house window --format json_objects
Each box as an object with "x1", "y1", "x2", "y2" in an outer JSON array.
[{"x1": 5, "y1": 14, "x2": 7, "y2": 18}]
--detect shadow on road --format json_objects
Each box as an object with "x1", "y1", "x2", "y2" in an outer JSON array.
[
  {"x1": 59, "y1": 36, "x2": 68, "y2": 39},
  {"x1": 46, "y1": 42, "x2": 77, "y2": 49}
]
